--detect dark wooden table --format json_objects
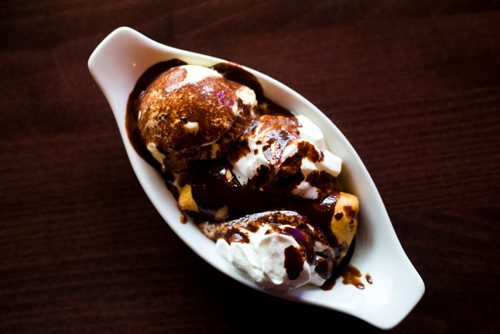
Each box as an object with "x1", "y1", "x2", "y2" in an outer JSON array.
[{"x1": 1, "y1": 1, "x2": 499, "y2": 333}]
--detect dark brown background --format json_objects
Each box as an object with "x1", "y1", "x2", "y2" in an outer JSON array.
[{"x1": 1, "y1": 0, "x2": 499, "y2": 333}]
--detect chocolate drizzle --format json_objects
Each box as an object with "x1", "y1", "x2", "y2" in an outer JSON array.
[
  {"x1": 342, "y1": 265, "x2": 365, "y2": 290},
  {"x1": 284, "y1": 246, "x2": 304, "y2": 280}
]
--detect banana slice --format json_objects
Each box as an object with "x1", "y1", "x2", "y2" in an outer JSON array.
[
  {"x1": 330, "y1": 192, "x2": 359, "y2": 260},
  {"x1": 178, "y1": 185, "x2": 199, "y2": 213}
]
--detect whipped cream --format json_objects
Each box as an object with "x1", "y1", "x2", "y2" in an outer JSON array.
[{"x1": 204, "y1": 211, "x2": 334, "y2": 290}]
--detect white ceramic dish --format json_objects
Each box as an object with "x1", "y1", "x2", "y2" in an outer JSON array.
[{"x1": 88, "y1": 26, "x2": 424, "y2": 330}]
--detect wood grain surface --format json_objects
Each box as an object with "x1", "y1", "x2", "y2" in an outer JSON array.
[{"x1": 1, "y1": 1, "x2": 499, "y2": 333}]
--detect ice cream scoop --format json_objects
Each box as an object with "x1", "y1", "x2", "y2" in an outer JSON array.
[
  {"x1": 199, "y1": 211, "x2": 335, "y2": 290},
  {"x1": 138, "y1": 64, "x2": 257, "y2": 172},
  {"x1": 229, "y1": 114, "x2": 342, "y2": 199}
]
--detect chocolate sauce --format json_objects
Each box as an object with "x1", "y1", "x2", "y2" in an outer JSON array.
[
  {"x1": 282, "y1": 226, "x2": 315, "y2": 264},
  {"x1": 342, "y1": 265, "x2": 365, "y2": 290},
  {"x1": 314, "y1": 255, "x2": 333, "y2": 279},
  {"x1": 318, "y1": 237, "x2": 358, "y2": 290},
  {"x1": 212, "y1": 62, "x2": 264, "y2": 100},
  {"x1": 284, "y1": 246, "x2": 304, "y2": 280}
]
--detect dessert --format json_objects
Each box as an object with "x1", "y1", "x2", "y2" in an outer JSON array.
[{"x1": 127, "y1": 59, "x2": 360, "y2": 291}]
